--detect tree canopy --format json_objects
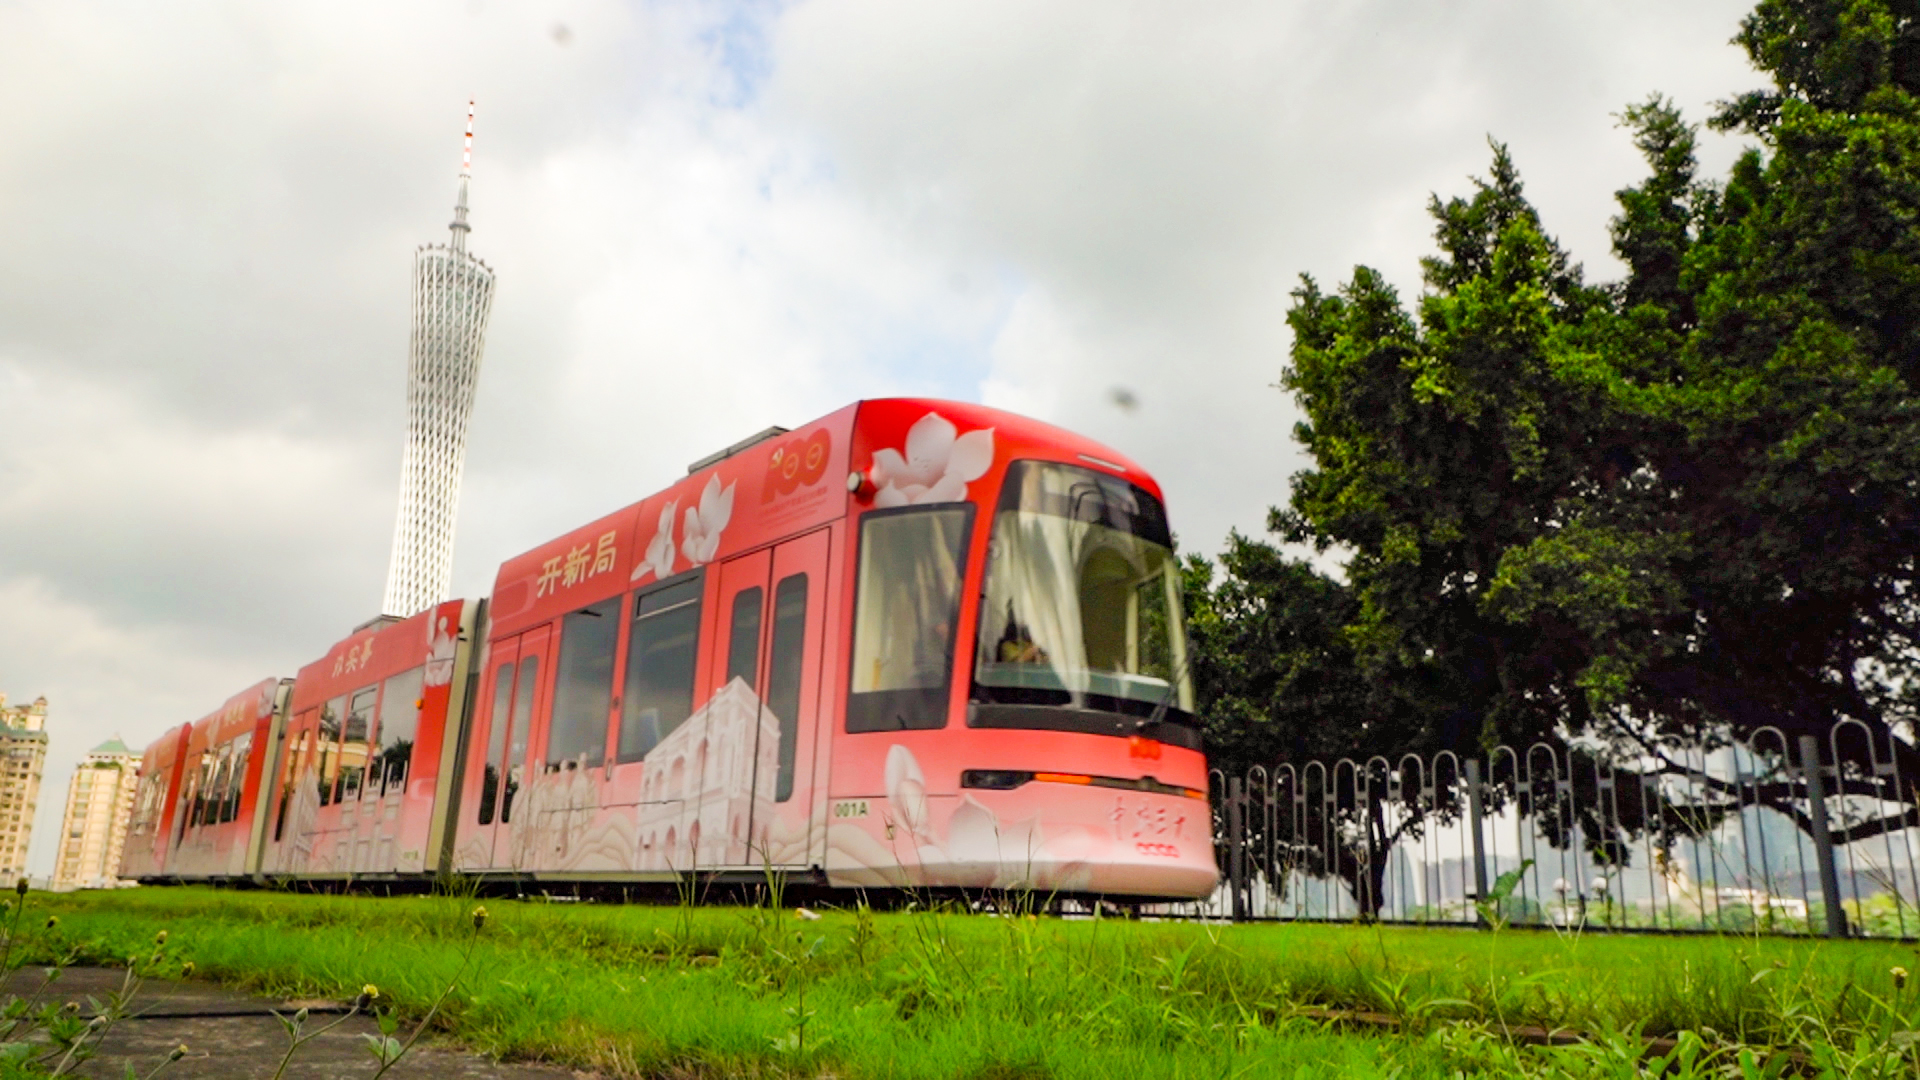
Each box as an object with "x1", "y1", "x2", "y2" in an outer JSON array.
[{"x1": 1194, "y1": 0, "x2": 1920, "y2": 868}]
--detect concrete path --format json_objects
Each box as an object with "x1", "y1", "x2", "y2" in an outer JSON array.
[{"x1": 3, "y1": 968, "x2": 598, "y2": 1078}]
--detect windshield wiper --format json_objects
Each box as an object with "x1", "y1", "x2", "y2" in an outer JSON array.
[{"x1": 1137, "y1": 647, "x2": 1193, "y2": 734}]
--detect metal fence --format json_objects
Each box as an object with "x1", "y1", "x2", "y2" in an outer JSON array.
[{"x1": 1195, "y1": 722, "x2": 1920, "y2": 937}]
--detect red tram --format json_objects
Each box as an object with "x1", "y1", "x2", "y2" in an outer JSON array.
[{"x1": 121, "y1": 400, "x2": 1218, "y2": 898}]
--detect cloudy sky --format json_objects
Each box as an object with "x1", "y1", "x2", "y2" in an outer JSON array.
[{"x1": 0, "y1": 0, "x2": 1759, "y2": 874}]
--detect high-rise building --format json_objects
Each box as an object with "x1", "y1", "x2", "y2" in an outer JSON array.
[
  {"x1": 381, "y1": 101, "x2": 497, "y2": 618},
  {"x1": 51, "y1": 737, "x2": 139, "y2": 891},
  {"x1": 0, "y1": 695, "x2": 47, "y2": 882}
]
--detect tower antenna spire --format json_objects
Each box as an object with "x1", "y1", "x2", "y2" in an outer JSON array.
[
  {"x1": 450, "y1": 100, "x2": 474, "y2": 250},
  {"x1": 384, "y1": 99, "x2": 497, "y2": 619}
]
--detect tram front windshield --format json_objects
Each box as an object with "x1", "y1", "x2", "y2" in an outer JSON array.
[{"x1": 973, "y1": 460, "x2": 1195, "y2": 725}]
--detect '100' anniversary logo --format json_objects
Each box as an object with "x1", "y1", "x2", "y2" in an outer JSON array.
[{"x1": 762, "y1": 429, "x2": 831, "y2": 503}]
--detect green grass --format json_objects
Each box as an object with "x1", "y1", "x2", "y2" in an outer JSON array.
[{"x1": 20, "y1": 886, "x2": 1920, "y2": 1078}]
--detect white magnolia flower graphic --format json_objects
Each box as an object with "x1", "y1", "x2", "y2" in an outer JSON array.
[
  {"x1": 883, "y1": 745, "x2": 1089, "y2": 889},
  {"x1": 884, "y1": 745, "x2": 934, "y2": 844},
  {"x1": 631, "y1": 499, "x2": 678, "y2": 582},
  {"x1": 425, "y1": 612, "x2": 457, "y2": 687},
  {"x1": 682, "y1": 476, "x2": 736, "y2": 565},
  {"x1": 872, "y1": 412, "x2": 994, "y2": 508}
]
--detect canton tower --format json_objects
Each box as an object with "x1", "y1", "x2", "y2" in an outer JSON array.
[{"x1": 381, "y1": 102, "x2": 497, "y2": 618}]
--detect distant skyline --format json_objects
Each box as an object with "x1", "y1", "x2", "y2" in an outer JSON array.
[{"x1": 0, "y1": 0, "x2": 1758, "y2": 873}]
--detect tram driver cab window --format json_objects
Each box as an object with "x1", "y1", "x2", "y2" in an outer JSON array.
[
  {"x1": 846, "y1": 505, "x2": 972, "y2": 732},
  {"x1": 971, "y1": 460, "x2": 1195, "y2": 730}
]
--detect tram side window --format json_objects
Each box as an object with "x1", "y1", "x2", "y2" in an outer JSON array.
[
  {"x1": 128, "y1": 776, "x2": 154, "y2": 837},
  {"x1": 133, "y1": 772, "x2": 163, "y2": 837},
  {"x1": 190, "y1": 749, "x2": 216, "y2": 827},
  {"x1": 199, "y1": 747, "x2": 226, "y2": 829},
  {"x1": 727, "y1": 589, "x2": 763, "y2": 690},
  {"x1": 768, "y1": 573, "x2": 808, "y2": 802},
  {"x1": 222, "y1": 742, "x2": 242, "y2": 823},
  {"x1": 273, "y1": 719, "x2": 312, "y2": 842},
  {"x1": 477, "y1": 662, "x2": 514, "y2": 825},
  {"x1": 210, "y1": 741, "x2": 229, "y2": 824},
  {"x1": 376, "y1": 667, "x2": 424, "y2": 796},
  {"x1": 217, "y1": 749, "x2": 231, "y2": 824},
  {"x1": 146, "y1": 773, "x2": 165, "y2": 833},
  {"x1": 846, "y1": 506, "x2": 973, "y2": 732},
  {"x1": 224, "y1": 738, "x2": 247, "y2": 823},
  {"x1": 502, "y1": 655, "x2": 538, "y2": 823},
  {"x1": 223, "y1": 741, "x2": 242, "y2": 823},
  {"x1": 143, "y1": 774, "x2": 164, "y2": 834},
  {"x1": 207, "y1": 744, "x2": 230, "y2": 827},
  {"x1": 172, "y1": 769, "x2": 195, "y2": 846},
  {"x1": 547, "y1": 598, "x2": 621, "y2": 774},
  {"x1": 619, "y1": 577, "x2": 701, "y2": 764},
  {"x1": 316, "y1": 696, "x2": 344, "y2": 807},
  {"x1": 222, "y1": 734, "x2": 251, "y2": 824},
  {"x1": 146, "y1": 772, "x2": 166, "y2": 833},
  {"x1": 337, "y1": 687, "x2": 376, "y2": 802}
]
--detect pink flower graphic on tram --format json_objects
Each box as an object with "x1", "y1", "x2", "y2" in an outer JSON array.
[
  {"x1": 682, "y1": 476, "x2": 736, "y2": 565},
  {"x1": 872, "y1": 412, "x2": 994, "y2": 508},
  {"x1": 883, "y1": 745, "x2": 1090, "y2": 889},
  {"x1": 631, "y1": 499, "x2": 678, "y2": 582},
  {"x1": 884, "y1": 745, "x2": 934, "y2": 843}
]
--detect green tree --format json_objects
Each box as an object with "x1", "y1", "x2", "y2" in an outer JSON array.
[
  {"x1": 1183, "y1": 536, "x2": 1452, "y2": 912},
  {"x1": 1280, "y1": 141, "x2": 1618, "y2": 759},
  {"x1": 1233, "y1": 0, "x2": 1920, "y2": 908},
  {"x1": 1183, "y1": 538, "x2": 1366, "y2": 778},
  {"x1": 1500, "y1": 0, "x2": 1920, "y2": 816}
]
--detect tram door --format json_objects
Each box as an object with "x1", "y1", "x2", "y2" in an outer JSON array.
[
  {"x1": 472, "y1": 625, "x2": 552, "y2": 870},
  {"x1": 695, "y1": 529, "x2": 831, "y2": 869}
]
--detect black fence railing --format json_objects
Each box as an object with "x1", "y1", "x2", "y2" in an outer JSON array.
[{"x1": 1189, "y1": 722, "x2": 1920, "y2": 937}]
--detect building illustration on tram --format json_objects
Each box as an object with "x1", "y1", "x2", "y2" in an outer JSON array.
[{"x1": 120, "y1": 400, "x2": 1218, "y2": 900}]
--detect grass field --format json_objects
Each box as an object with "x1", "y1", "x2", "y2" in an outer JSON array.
[{"x1": 18, "y1": 885, "x2": 1920, "y2": 1078}]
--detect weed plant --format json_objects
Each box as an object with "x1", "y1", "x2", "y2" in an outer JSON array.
[
  {"x1": 22, "y1": 885, "x2": 1920, "y2": 1078},
  {"x1": 0, "y1": 880, "x2": 187, "y2": 1079}
]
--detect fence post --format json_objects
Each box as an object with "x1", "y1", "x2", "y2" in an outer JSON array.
[
  {"x1": 1798, "y1": 734, "x2": 1849, "y2": 938},
  {"x1": 1465, "y1": 758, "x2": 1488, "y2": 923},
  {"x1": 1227, "y1": 776, "x2": 1247, "y2": 922}
]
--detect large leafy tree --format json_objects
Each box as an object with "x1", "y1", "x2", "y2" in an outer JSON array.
[
  {"x1": 1205, "y1": 0, "x2": 1920, "y2": 910},
  {"x1": 1183, "y1": 539, "x2": 1366, "y2": 777},
  {"x1": 1499, "y1": 0, "x2": 1920, "y2": 800},
  {"x1": 1182, "y1": 538, "x2": 1431, "y2": 910},
  {"x1": 1281, "y1": 144, "x2": 1617, "y2": 758},
  {"x1": 1253, "y1": 149, "x2": 1627, "y2": 912}
]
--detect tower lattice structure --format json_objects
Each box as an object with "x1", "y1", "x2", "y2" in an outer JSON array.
[{"x1": 382, "y1": 102, "x2": 496, "y2": 618}]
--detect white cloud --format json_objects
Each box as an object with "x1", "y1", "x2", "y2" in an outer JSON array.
[
  {"x1": 769, "y1": 0, "x2": 1759, "y2": 551},
  {"x1": 0, "y1": 577, "x2": 268, "y2": 882},
  {"x1": 0, "y1": 360, "x2": 386, "y2": 637}
]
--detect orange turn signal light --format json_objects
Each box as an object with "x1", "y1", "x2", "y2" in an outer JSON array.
[{"x1": 1032, "y1": 772, "x2": 1092, "y2": 786}]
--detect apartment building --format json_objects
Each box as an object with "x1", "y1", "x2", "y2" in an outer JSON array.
[{"x1": 52, "y1": 736, "x2": 139, "y2": 891}]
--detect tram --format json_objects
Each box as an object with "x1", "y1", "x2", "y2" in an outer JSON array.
[{"x1": 120, "y1": 400, "x2": 1217, "y2": 899}]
